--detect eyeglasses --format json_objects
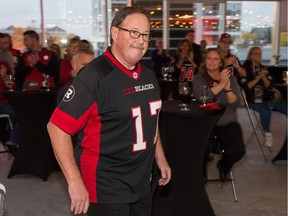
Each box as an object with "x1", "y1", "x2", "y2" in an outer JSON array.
[{"x1": 116, "y1": 26, "x2": 152, "y2": 42}]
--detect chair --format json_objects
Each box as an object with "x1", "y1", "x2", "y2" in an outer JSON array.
[
  {"x1": 0, "y1": 114, "x2": 13, "y2": 131},
  {"x1": 0, "y1": 114, "x2": 14, "y2": 157},
  {"x1": 205, "y1": 135, "x2": 239, "y2": 202},
  {"x1": 0, "y1": 183, "x2": 6, "y2": 216},
  {"x1": 240, "y1": 90, "x2": 268, "y2": 160}
]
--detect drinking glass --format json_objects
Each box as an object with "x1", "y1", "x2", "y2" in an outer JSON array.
[
  {"x1": 42, "y1": 74, "x2": 51, "y2": 91},
  {"x1": 7, "y1": 75, "x2": 15, "y2": 91},
  {"x1": 272, "y1": 54, "x2": 281, "y2": 66},
  {"x1": 178, "y1": 82, "x2": 190, "y2": 111},
  {"x1": 161, "y1": 66, "x2": 169, "y2": 80},
  {"x1": 199, "y1": 85, "x2": 209, "y2": 106},
  {"x1": 167, "y1": 66, "x2": 175, "y2": 81},
  {"x1": 282, "y1": 71, "x2": 288, "y2": 83}
]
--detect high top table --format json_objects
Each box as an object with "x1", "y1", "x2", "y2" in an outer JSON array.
[
  {"x1": 157, "y1": 78, "x2": 178, "y2": 100},
  {"x1": 152, "y1": 100, "x2": 225, "y2": 216},
  {"x1": 271, "y1": 82, "x2": 287, "y2": 162},
  {"x1": 3, "y1": 90, "x2": 58, "y2": 181}
]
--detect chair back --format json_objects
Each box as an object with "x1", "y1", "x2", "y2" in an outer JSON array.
[{"x1": 0, "y1": 183, "x2": 6, "y2": 216}]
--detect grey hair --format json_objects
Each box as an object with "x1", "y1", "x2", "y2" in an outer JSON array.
[{"x1": 109, "y1": 6, "x2": 150, "y2": 45}]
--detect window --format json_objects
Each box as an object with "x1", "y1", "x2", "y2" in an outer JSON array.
[{"x1": 0, "y1": 0, "x2": 286, "y2": 65}]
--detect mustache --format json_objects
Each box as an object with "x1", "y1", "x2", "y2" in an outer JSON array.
[{"x1": 131, "y1": 44, "x2": 144, "y2": 50}]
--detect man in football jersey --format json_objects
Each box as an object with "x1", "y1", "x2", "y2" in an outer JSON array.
[
  {"x1": 14, "y1": 30, "x2": 59, "y2": 90},
  {"x1": 47, "y1": 6, "x2": 171, "y2": 216}
]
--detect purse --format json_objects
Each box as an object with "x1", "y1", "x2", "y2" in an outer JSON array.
[{"x1": 270, "y1": 87, "x2": 285, "y2": 103}]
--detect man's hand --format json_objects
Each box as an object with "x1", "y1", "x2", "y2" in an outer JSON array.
[
  {"x1": 155, "y1": 153, "x2": 172, "y2": 186},
  {"x1": 68, "y1": 178, "x2": 90, "y2": 215}
]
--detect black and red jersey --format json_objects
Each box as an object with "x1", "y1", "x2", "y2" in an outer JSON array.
[
  {"x1": 15, "y1": 48, "x2": 58, "y2": 90},
  {"x1": 50, "y1": 48, "x2": 161, "y2": 204},
  {"x1": 172, "y1": 57, "x2": 196, "y2": 82},
  {"x1": 9, "y1": 48, "x2": 21, "y2": 70}
]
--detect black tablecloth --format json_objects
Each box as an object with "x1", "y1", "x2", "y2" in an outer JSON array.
[
  {"x1": 158, "y1": 78, "x2": 178, "y2": 100},
  {"x1": 152, "y1": 100, "x2": 225, "y2": 216},
  {"x1": 267, "y1": 65, "x2": 288, "y2": 84},
  {"x1": 272, "y1": 137, "x2": 287, "y2": 162},
  {"x1": 271, "y1": 83, "x2": 287, "y2": 162},
  {"x1": 3, "y1": 90, "x2": 58, "y2": 181}
]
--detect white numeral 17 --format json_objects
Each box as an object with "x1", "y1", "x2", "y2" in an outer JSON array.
[{"x1": 131, "y1": 100, "x2": 161, "y2": 152}]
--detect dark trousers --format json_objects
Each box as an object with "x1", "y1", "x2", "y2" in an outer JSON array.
[
  {"x1": 203, "y1": 122, "x2": 245, "y2": 178},
  {"x1": 87, "y1": 191, "x2": 152, "y2": 216},
  {"x1": 215, "y1": 122, "x2": 246, "y2": 175}
]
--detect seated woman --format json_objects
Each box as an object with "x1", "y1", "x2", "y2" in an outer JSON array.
[
  {"x1": 242, "y1": 46, "x2": 287, "y2": 148},
  {"x1": 193, "y1": 48, "x2": 245, "y2": 181},
  {"x1": 0, "y1": 61, "x2": 21, "y2": 151}
]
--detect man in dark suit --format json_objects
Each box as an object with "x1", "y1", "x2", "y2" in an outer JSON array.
[{"x1": 185, "y1": 30, "x2": 202, "y2": 68}]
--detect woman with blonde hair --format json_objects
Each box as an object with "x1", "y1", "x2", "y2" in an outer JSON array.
[
  {"x1": 193, "y1": 47, "x2": 245, "y2": 182},
  {"x1": 242, "y1": 46, "x2": 287, "y2": 148}
]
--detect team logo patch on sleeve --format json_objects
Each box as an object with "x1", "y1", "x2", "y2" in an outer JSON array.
[{"x1": 63, "y1": 85, "x2": 76, "y2": 102}]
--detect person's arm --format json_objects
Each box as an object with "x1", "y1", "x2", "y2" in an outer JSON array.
[
  {"x1": 228, "y1": 56, "x2": 246, "y2": 77},
  {"x1": 14, "y1": 53, "x2": 32, "y2": 89},
  {"x1": 175, "y1": 54, "x2": 185, "y2": 69},
  {"x1": 247, "y1": 68, "x2": 270, "y2": 89},
  {"x1": 224, "y1": 77, "x2": 239, "y2": 105},
  {"x1": 47, "y1": 122, "x2": 89, "y2": 215},
  {"x1": 35, "y1": 52, "x2": 59, "y2": 78},
  {"x1": 260, "y1": 68, "x2": 271, "y2": 88},
  {"x1": 247, "y1": 75, "x2": 262, "y2": 89},
  {"x1": 234, "y1": 64, "x2": 246, "y2": 78},
  {"x1": 155, "y1": 131, "x2": 171, "y2": 186},
  {"x1": 211, "y1": 68, "x2": 237, "y2": 104}
]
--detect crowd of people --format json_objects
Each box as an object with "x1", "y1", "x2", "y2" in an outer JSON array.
[
  {"x1": 149, "y1": 28, "x2": 287, "y2": 182},
  {"x1": 0, "y1": 5, "x2": 286, "y2": 216},
  {"x1": 0, "y1": 30, "x2": 95, "y2": 150}
]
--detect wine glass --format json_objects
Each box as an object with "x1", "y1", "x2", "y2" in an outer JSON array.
[
  {"x1": 178, "y1": 82, "x2": 191, "y2": 111},
  {"x1": 199, "y1": 85, "x2": 209, "y2": 106},
  {"x1": 167, "y1": 66, "x2": 175, "y2": 81},
  {"x1": 282, "y1": 71, "x2": 288, "y2": 83},
  {"x1": 7, "y1": 74, "x2": 15, "y2": 91},
  {"x1": 42, "y1": 74, "x2": 51, "y2": 91},
  {"x1": 161, "y1": 66, "x2": 169, "y2": 80},
  {"x1": 272, "y1": 54, "x2": 281, "y2": 66}
]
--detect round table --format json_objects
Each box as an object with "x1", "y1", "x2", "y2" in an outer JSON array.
[
  {"x1": 3, "y1": 90, "x2": 58, "y2": 181},
  {"x1": 152, "y1": 100, "x2": 225, "y2": 216}
]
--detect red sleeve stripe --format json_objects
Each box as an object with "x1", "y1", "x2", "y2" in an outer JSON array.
[
  {"x1": 50, "y1": 103, "x2": 97, "y2": 135},
  {"x1": 50, "y1": 103, "x2": 101, "y2": 203}
]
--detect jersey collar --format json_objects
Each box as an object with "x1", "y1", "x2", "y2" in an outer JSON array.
[{"x1": 104, "y1": 48, "x2": 141, "y2": 80}]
